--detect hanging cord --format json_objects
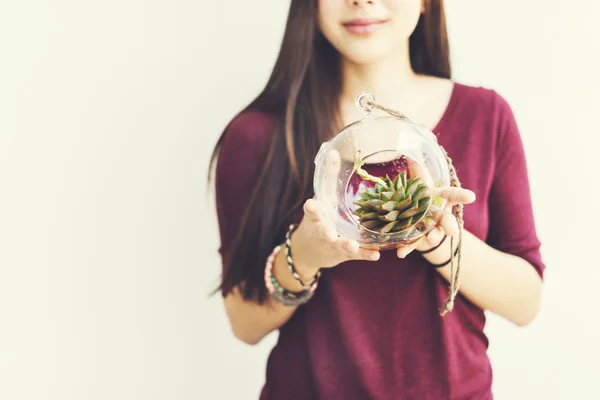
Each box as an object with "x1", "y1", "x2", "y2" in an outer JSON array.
[
  {"x1": 366, "y1": 101, "x2": 410, "y2": 120},
  {"x1": 356, "y1": 92, "x2": 463, "y2": 316},
  {"x1": 438, "y1": 147, "x2": 463, "y2": 316}
]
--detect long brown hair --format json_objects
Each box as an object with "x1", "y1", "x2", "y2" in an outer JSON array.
[{"x1": 209, "y1": 0, "x2": 451, "y2": 304}]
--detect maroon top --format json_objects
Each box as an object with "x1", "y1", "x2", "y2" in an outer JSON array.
[{"x1": 215, "y1": 83, "x2": 545, "y2": 400}]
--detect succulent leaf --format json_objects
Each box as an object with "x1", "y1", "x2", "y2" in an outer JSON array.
[
  {"x1": 412, "y1": 211, "x2": 426, "y2": 223},
  {"x1": 380, "y1": 221, "x2": 397, "y2": 233},
  {"x1": 392, "y1": 187, "x2": 405, "y2": 201},
  {"x1": 366, "y1": 199, "x2": 385, "y2": 209},
  {"x1": 394, "y1": 217, "x2": 413, "y2": 231},
  {"x1": 360, "y1": 211, "x2": 380, "y2": 220},
  {"x1": 418, "y1": 196, "x2": 431, "y2": 208},
  {"x1": 380, "y1": 201, "x2": 396, "y2": 212},
  {"x1": 361, "y1": 220, "x2": 382, "y2": 230},
  {"x1": 411, "y1": 185, "x2": 428, "y2": 201},
  {"x1": 380, "y1": 191, "x2": 395, "y2": 201},
  {"x1": 380, "y1": 210, "x2": 399, "y2": 222},
  {"x1": 398, "y1": 204, "x2": 419, "y2": 219},
  {"x1": 394, "y1": 197, "x2": 412, "y2": 212}
]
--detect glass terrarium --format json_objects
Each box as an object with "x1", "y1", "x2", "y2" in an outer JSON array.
[{"x1": 313, "y1": 92, "x2": 452, "y2": 251}]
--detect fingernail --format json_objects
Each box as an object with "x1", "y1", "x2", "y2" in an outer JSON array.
[{"x1": 369, "y1": 253, "x2": 379, "y2": 261}]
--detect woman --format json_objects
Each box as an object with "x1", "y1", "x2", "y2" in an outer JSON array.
[{"x1": 211, "y1": 1, "x2": 545, "y2": 399}]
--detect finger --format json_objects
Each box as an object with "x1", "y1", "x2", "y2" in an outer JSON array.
[
  {"x1": 397, "y1": 243, "x2": 418, "y2": 258},
  {"x1": 316, "y1": 221, "x2": 338, "y2": 243},
  {"x1": 358, "y1": 248, "x2": 381, "y2": 261},
  {"x1": 336, "y1": 238, "x2": 360, "y2": 254},
  {"x1": 426, "y1": 226, "x2": 446, "y2": 246},
  {"x1": 406, "y1": 157, "x2": 431, "y2": 187},
  {"x1": 438, "y1": 212, "x2": 459, "y2": 237},
  {"x1": 436, "y1": 187, "x2": 476, "y2": 206},
  {"x1": 303, "y1": 198, "x2": 323, "y2": 222},
  {"x1": 337, "y1": 239, "x2": 381, "y2": 261}
]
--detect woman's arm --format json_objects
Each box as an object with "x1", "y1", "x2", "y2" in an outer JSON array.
[
  {"x1": 418, "y1": 92, "x2": 545, "y2": 326},
  {"x1": 223, "y1": 199, "x2": 381, "y2": 345},
  {"x1": 216, "y1": 112, "x2": 301, "y2": 345},
  {"x1": 215, "y1": 114, "x2": 380, "y2": 345},
  {"x1": 422, "y1": 231, "x2": 543, "y2": 326},
  {"x1": 223, "y1": 247, "x2": 305, "y2": 345}
]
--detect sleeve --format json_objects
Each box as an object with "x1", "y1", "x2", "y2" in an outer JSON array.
[
  {"x1": 215, "y1": 111, "x2": 276, "y2": 257},
  {"x1": 486, "y1": 92, "x2": 546, "y2": 278}
]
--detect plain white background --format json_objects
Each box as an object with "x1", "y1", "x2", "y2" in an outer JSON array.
[{"x1": 1, "y1": 1, "x2": 599, "y2": 399}]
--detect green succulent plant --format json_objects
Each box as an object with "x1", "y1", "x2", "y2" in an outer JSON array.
[{"x1": 352, "y1": 155, "x2": 431, "y2": 234}]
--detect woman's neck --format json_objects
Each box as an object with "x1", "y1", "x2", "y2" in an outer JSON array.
[
  {"x1": 337, "y1": 48, "x2": 453, "y2": 131},
  {"x1": 340, "y1": 48, "x2": 419, "y2": 116}
]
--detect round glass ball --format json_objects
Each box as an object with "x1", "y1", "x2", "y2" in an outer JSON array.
[{"x1": 313, "y1": 112, "x2": 452, "y2": 250}]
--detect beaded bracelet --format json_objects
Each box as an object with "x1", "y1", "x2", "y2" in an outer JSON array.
[
  {"x1": 264, "y1": 244, "x2": 318, "y2": 306},
  {"x1": 284, "y1": 224, "x2": 321, "y2": 289}
]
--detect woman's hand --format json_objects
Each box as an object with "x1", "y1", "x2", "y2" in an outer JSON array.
[
  {"x1": 291, "y1": 198, "x2": 382, "y2": 280},
  {"x1": 396, "y1": 187, "x2": 476, "y2": 258},
  {"x1": 290, "y1": 149, "x2": 380, "y2": 280}
]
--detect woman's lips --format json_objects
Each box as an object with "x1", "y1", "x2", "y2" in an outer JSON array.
[{"x1": 342, "y1": 18, "x2": 388, "y2": 35}]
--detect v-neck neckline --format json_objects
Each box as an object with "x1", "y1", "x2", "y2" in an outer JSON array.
[{"x1": 431, "y1": 81, "x2": 460, "y2": 134}]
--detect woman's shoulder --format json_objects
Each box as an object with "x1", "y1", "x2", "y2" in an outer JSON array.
[
  {"x1": 451, "y1": 81, "x2": 516, "y2": 121},
  {"x1": 224, "y1": 109, "x2": 279, "y2": 142},
  {"x1": 220, "y1": 109, "x2": 280, "y2": 156}
]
